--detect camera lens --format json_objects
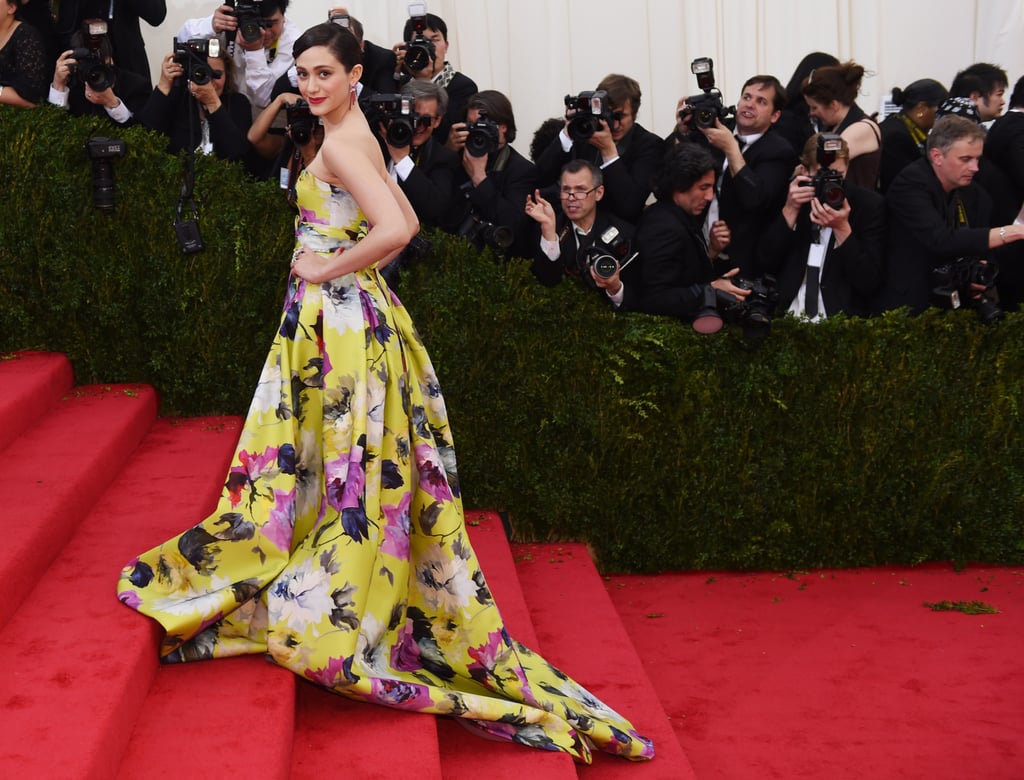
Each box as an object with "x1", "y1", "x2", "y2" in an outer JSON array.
[
  {"x1": 405, "y1": 42, "x2": 432, "y2": 72},
  {"x1": 387, "y1": 119, "x2": 414, "y2": 147}
]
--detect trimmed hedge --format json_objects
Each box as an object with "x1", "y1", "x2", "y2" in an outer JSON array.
[{"x1": 3, "y1": 106, "x2": 1023, "y2": 572}]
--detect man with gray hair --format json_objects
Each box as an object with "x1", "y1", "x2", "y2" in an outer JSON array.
[
  {"x1": 879, "y1": 115, "x2": 1024, "y2": 314},
  {"x1": 382, "y1": 79, "x2": 460, "y2": 230}
]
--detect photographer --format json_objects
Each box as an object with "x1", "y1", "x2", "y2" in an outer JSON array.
[
  {"x1": 525, "y1": 160, "x2": 637, "y2": 305},
  {"x1": 879, "y1": 115, "x2": 1024, "y2": 315},
  {"x1": 677, "y1": 71, "x2": 797, "y2": 278},
  {"x1": 176, "y1": 1, "x2": 299, "y2": 121},
  {"x1": 49, "y1": 1, "x2": 165, "y2": 91},
  {"x1": 535, "y1": 73, "x2": 664, "y2": 223},
  {"x1": 451, "y1": 89, "x2": 536, "y2": 258},
  {"x1": 247, "y1": 89, "x2": 321, "y2": 195},
  {"x1": 380, "y1": 80, "x2": 460, "y2": 230},
  {"x1": 759, "y1": 134, "x2": 885, "y2": 319},
  {"x1": 630, "y1": 143, "x2": 749, "y2": 323},
  {"x1": 48, "y1": 20, "x2": 148, "y2": 125},
  {"x1": 139, "y1": 41, "x2": 252, "y2": 163},
  {"x1": 390, "y1": 9, "x2": 476, "y2": 149}
]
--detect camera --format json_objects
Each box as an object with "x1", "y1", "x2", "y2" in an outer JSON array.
[
  {"x1": 286, "y1": 98, "x2": 317, "y2": 146},
  {"x1": 328, "y1": 10, "x2": 350, "y2": 27},
  {"x1": 367, "y1": 94, "x2": 419, "y2": 147},
  {"x1": 457, "y1": 213, "x2": 513, "y2": 252},
  {"x1": 931, "y1": 256, "x2": 1003, "y2": 324},
  {"x1": 403, "y1": 2, "x2": 435, "y2": 73},
  {"x1": 580, "y1": 225, "x2": 637, "y2": 284},
  {"x1": 69, "y1": 19, "x2": 116, "y2": 92},
  {"x1": 465, "y1": 110, "x2": 500, "y2": 157},
  {"x1": 172, "y1": 37, "x2": 222, "y2": 86},
  {"x1": 798, "y1": 132, "x2": 846, "y2": 210},
  {"x1": 716, "y1": 275, "x2": 780, "y2": 337},
  {"x1": 85, "y1": 136, "x2": 127, "y2": 211},
  {"x1": 563, "y1": 90, "x2": 613, "y2": 143},
  {"x1": 680, "y1": 57, "x2": 735, "y2": 131},
  {"x1": 226, "y1": 0, "x2": 266, "y2": 44}
]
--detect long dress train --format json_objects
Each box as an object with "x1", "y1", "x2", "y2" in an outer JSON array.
[{"x1": 116, "y1": 170, "x2": 654, "y2": 764}]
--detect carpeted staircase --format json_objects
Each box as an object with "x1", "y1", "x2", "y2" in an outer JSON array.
[{"x1": 0, "y1": 352, "x2": 692, "y2": 780}]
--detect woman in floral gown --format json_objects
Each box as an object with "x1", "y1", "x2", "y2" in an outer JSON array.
[{"x1": 116, "y1": 22, "x2": 653, "y2": 765}]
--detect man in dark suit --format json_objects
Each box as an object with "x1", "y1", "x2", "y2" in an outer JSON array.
[
  {"x1": 48, "y1": 27, "x2": 149, "y2": 126},
  {"x1": 759, "y1": 134, "x2": 885, "y2": 318},
  {"x1": 524, "y1": 160, "x2": 637, "y2": 306},
  {"x1": 629, "y1": 143, "x2": 749, "y2": 323},
  {"x1": 880, "y1": 115, "x2": 1024, "y2": 314},
  {"x1": 534, "y1": 73, "x2": 665, "y2": 223},
  {"x1": 52, "y1": 0, "x2": 165, "y2": 91},
  {"x1": 384, "y1": 80, "x2": 460, "y2": 231},
  {"x1": 678, "y1": 74, "x2": 797, "y2": 278},
  {"x1": 984, "y1": 75, "x2": 1024, "y2": 309},
  {"x1": 451, "y1": 90, "x2": 537, "y2": 259}
]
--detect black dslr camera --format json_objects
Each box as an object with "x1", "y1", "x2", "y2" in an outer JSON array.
[
  {"x1": 403, "y1": 2, "x2": 435, "y2": 73},
  {"x1": 367, "y1": 94, "x2": 419, "y2": 147},
  {"x1": 681, "y1": 57, "x2": 735, "y2": 131},
  {"x1": 716, "y1": 275, "x2": 780, "y2": 337},
  {"x1": 85, "y1": 136, "x2": 127, "y2": 211},
  {"x1": 563, "y1": 90, "x2": 613, "y2": 142},
  {"x1": 226, "y1": 0, "x2": 266, "y2": 44},
  {"x1": 457, "y1": 213, "x2": 513, "y2": 252},
  {"x1": 465, "y1": 110, "x2": 500, "y2": 157},
  {"x1": 931, "y1": 256, "x2": 1003, "y2": 324},
  {"x1": 799, "y1": 132, "x2": 846, "y2": 210},
  {"x1": 580, "y1": 225, "x2": 637, "y2": 284},
  {"x1": 173, "y1": 37, "x2": 222, "y2": 86},
  {"x1": 286, "y1": 98, "x2": 317, "y2": 146},
  {"x1": 69, "y1": 19, "x2": 116, "y2": 92}
]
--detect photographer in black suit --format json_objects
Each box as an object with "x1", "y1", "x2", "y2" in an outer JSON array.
[
  {"x1": 759, "y1": 133, "x2": 885, "y2": 319},
  {"x1": 383, "y1": 79, "x2": 460, "y2": 231},
  {"x1": 524, "y1": 160, "x2": 636, "y2": 306},
  {"x1": 879, "y1": 115, "x2": 1024, "y2": 315},
  {"x1": 451, "y1": 89, "x2": 537, "y2": 259},
  {"x1": 676, "y1": 73, "x2": 797, "y2": 278},
  {"x1": 535, "y1": 73, "x2": 665, "y2": 223},
  {"x1": 984, "y1": 75, "x2": 1024, "y2": 309},
  {"x1": 630, "y1": 143, "x2": 748, "y2": 323},
  {"x1": 50, "y1": 0, "x2": 165, "y2": 90}
]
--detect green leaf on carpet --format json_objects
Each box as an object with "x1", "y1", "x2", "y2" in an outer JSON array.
[{"x1": 922, "y1": 600, "x2": 999, "y2": 614}]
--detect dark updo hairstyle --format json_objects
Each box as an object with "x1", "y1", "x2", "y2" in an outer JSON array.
[
  {"x1": 802, "y1": 61, "x2": 866, "y2": 107},
  {"x1": 292, "y1": 22, "x2": 362, "y2": 72},
  {"x1": 892, "y1": 79, "x2": 948, "y2": 111},
  {"x1": 652, "y1": 143, "x2": 717, "y2": 201}
]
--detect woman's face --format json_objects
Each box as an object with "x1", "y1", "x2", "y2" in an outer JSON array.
[
  {"x1": 806, "y1": 96, "x2": 842, "y2": 128},
  {"x1": 912, "y1": 101, "x2": 939, "y2": 131},
  {"x1": 295, "y1": 45, "x2": 357, "y2": 117},
  {"x1": 208, "y1": 57, "x2": 227, "y2": 96}
]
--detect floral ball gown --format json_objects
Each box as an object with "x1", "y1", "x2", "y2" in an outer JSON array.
[{"x1": 116, "y1": 169, "x2": 654, "y2": 764}]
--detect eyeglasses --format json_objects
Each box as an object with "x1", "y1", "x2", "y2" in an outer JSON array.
[
  {"x1": 414, "y1": 115, "x2": 437, "y2": 130},
  {"x1": 559, "y1": 187, "x2": 598, "y2": 200}
]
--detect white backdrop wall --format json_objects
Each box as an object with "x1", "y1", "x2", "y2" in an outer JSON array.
[{"x1": 145, "y1": 1, "x2": 1024, "y2": 158}]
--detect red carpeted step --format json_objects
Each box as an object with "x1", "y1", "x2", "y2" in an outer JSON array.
[
  {"x1": 511, "y1": 542, "x2": 696, "y2": 780},
  {"x1": 433, "y1": 513, "x2": 577, "y2": 779},
  {"x1": 0, "y1": 351, "x2": 74, "y2": 449},
  {"x1": 0, "y1": 382, "x2": 159, "y2": 630},
  {"x1": 0, "y1": 415, "x2": 242, "y2": 779},
  {"x1": 290, "y1": 681, "x2": 442, "y2": 780}
]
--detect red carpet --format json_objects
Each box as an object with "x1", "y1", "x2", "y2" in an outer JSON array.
[
  {"x1": 1, "y1": 351, "x2": 1021, "y2": 778},
  {"x1": 602, "y1": 565, "x2": 1024, "y2": 779}
]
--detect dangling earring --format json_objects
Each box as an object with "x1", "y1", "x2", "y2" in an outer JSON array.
[{"x1": 350, "y1": 85, "x2": 356, "y2": 108}]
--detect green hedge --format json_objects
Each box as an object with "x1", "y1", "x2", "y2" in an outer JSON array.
[{"x1": 3, "y1": 106, "x2": 1023, "y2": 572}]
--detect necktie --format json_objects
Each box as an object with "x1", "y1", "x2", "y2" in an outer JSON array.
[{"x1": 804, "y1": 265, "x2": 819, "y2": 318}]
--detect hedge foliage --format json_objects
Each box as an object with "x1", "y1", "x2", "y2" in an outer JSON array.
[{"x1": 3, "y1": 106, "x2": 1023, "y2": 572}]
